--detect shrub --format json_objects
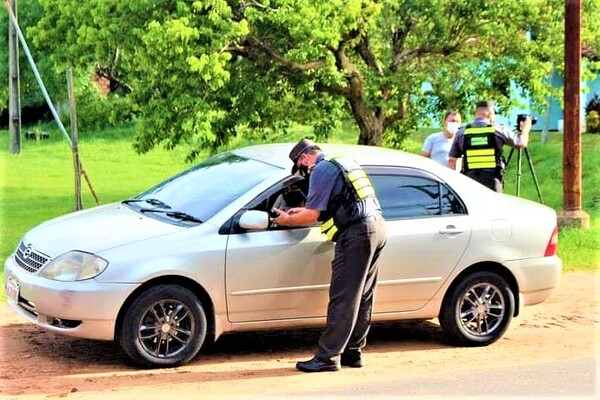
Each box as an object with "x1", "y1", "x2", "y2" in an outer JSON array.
[
  {"x1": 586, "y1": 94, "x2": 600, "y2": 114},
  {"x1": 585, "y1": 94, "x2": 600, "y2": 134},
  {"x1": 587, "y1": 110, "x2": 600, "y2": 133},
  {"x1": 75, "y1": 91, "x2": 134, "y2": 131}
]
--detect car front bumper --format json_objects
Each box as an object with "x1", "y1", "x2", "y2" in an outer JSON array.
[{"x1": 4, "y1": 255, "x2": 138, "y2": 341}]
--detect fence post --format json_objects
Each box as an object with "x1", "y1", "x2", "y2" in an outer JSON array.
[{"x1": 67, "y1": 68, "x2": 83, "y2": 210}]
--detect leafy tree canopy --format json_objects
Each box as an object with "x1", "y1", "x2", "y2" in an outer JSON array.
[
  {"x1": 8, "y1": 0, "x2": 600, "y2": 160},
  {"x1": 1, "y1": 0, "x2": 64, "y2": 109}
]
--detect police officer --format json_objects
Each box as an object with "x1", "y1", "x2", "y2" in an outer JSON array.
[
  {"x1": 448, "y1": 100, "x2": 532, "y2": 192},
  {"x1": 273, "y1": 138, "x2": 387, "y2": 373}
]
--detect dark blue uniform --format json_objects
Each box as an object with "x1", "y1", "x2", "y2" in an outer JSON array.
[
  {"x1": 306, "y1": 153, "x2": 387, "y2": 363},
  {"x1": 449, "y1": 117, "x2": 525, "y2": 191}
]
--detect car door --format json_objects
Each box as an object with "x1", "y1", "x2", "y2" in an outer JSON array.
[
  {"x1": 224, "y1": 177, "x2": 333, "y2": 323},
  {"x1": 368, "y1": 167, "x2": 472, "y2": 313}
]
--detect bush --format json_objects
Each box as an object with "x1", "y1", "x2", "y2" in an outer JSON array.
[
  {"x1": 587, "y1": 110, "x2": 600, "y2": 133},
  {"x1": 75, "y1": 91, "x2": 135, "y2": 131},
  {"x1": 586, "y1": 94, "x2": 600, "y2": 133}
]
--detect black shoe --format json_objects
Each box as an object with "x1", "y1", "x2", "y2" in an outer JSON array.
[
  {"x1": 296, "y1": 357, "x2": 340, "y2": 373},
  {"x1": 341, "y1": 351, "x2": 363, "y2": 368}
]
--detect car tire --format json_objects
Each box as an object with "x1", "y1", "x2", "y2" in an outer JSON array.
[
  {"x1": 118, "y1": 284, "x2": 207, "y2": 368},
  {"x1": 439, "y1": 271, "x2": 515, "y2": 346}
]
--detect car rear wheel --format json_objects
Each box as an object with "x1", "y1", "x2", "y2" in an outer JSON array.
[
  {"x1": 439, "y1": 271, "x2": 514, "y2": 346},
  {"x1": 119, "y1": 284, "x2": 207, "y2": 368}
]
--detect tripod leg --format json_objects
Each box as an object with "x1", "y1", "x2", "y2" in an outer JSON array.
[
  {"x1": 524, "y1": 148, "x2": 544, "y2": 204},
  {"x1": 505, "y1": 147, "x2": 515, "y2": 168}
]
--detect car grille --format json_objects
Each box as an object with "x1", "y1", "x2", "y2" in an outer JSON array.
[{"x1": 14, "y1": 241, "x2": 50, "y2": 273}]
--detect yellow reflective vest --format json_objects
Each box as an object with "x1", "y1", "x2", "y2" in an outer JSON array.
[
  {"x1": 463, "y1": 125, "x2": 501, "y2": 171},
  {"x1": 320, "y1": 155, "x2": 375, "y2": 241}
]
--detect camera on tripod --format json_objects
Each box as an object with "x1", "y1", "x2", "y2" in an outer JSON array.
[
  {"x1": 505, "y1": 114, "x2": 544, "y2": 204},
  {"x1": 515, "y1": 114, "x2": 538, "y2": 131}
]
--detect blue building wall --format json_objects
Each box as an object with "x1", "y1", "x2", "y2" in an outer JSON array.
[
  {"x1": 428, "y1": 70, "x2": 600, "y2": 131},
  {"x1": 505, "y1": 70, "x2": 599, "y2": 132}
]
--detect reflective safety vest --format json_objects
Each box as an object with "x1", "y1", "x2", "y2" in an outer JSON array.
[
  {"x1": 462, "y1": 125, "x2": 501, "y2": 171},
  {"x1": 320, "y1": 155, "x2": 375, "y2": 241}
]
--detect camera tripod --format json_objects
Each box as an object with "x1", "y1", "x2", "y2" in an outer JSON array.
[{"x1": 504, "y1": 146, "x2": 544, "y2": 204}]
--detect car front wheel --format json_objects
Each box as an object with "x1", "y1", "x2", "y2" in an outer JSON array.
[
  {"x1": 439, "y1": 271, "x2": 515, "y2": 346},
  {"x1": 119, "y1": 284, "x2": 207, "y2": 368}
]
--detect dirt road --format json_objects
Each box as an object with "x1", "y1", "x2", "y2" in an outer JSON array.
[{"x1": 1, "y1": 272, "x2": 598, "y2": 399}]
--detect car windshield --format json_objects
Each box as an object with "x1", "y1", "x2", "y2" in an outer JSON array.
[{"x1": 130, "y1": 152, "x2": 279, "y2": 223}]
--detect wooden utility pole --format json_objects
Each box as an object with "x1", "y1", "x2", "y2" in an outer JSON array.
[
  {"x1": 8, "y1": 0, "x2": 21, "y2": 154},
  {"x1": 559, "y1": 0, "x2": 589, "y2": 229}
]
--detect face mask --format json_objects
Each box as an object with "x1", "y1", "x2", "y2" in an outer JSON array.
[
  {"x1": 297, "y1": 165, "x2": 310, "y2": 177},
  {"x1": 446, "y1": 122, "x2": 460, "y2": 135}
]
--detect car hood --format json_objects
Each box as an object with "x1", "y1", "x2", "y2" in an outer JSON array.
[{"x1": 23, "y1": 203, "x2": 185, "y2": 257}]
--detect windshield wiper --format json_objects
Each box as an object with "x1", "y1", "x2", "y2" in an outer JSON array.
[
  {"x1": 122, "y1": 198, "x2": 172, "y2": 209},
  {"x1": 139, "y1": 208, "x2": 203, "y2": 223}
]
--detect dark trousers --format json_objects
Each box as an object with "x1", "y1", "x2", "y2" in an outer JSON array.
[
  {"x1": 465, "y1": 170, "x2": 503, "y2": 192},
  {"x1": 315, "y1": 218, "x2": 387, "y2": 362}
]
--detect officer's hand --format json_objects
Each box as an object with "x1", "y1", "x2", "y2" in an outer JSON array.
[
  {"x1": 272, "y1": 208, "x2": 289, "y2": 226},
  {"x1": 519, "y1": 116, "x2": 532, "y2": 131},
  {"x1": 287, "y1": 207, "x2": 303, "y2": 215}
]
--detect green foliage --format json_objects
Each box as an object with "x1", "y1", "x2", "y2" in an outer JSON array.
[
  {"x1": 70, "y1": 70, "x2": 135, "y2": 130},
  {"x1": 15, "y1": 0, "x2": 598, "y2": 160},
  {"x1": 1, "y1": 0, "x2": 133, "y2": 131},
  {"x1": 1, "y1": 0, "x2": 63, "y2": 109}
]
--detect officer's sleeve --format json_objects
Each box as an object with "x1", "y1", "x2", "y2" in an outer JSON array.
[
  {"x1": 448, "y1": 133, "x2": 462, "y2": 158},
  {"x1": 497, "y1": 126, "x2": 523, "y2": 147},
  {"x1": 305, "y1": 163, "x2": 337, "y2": 211}
]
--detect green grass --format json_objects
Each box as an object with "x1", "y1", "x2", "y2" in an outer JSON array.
[{"x1": 1, "y1": 125, "x2": 598, "y2": 293}]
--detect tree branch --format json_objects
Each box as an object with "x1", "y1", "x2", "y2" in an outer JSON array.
[
  {"x1": 317, "y1": 82, "x2": 351, "y2": 97},
  {"x1": 240, "y1": 0, "x2": 268, "y2": 10},
  {"x1": 355, "y1": 34, "x2": 383, "y2": 75},
  {"x1": 247, "y1": 36, "x2": 327, "y2": 71},
  {"x1": 384, "y1": 101, "x2": 405, "y2": 129},
  {"x1": 223, "y1": 44, "x2": 250, "y2": 57},
  {"x1": 390, "y1": 19, "x2": 414, "y2": 72}
]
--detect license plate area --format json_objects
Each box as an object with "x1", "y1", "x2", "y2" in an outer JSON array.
[{"x1": 6, "y1": 277, "x2": 20, "y2": 303}]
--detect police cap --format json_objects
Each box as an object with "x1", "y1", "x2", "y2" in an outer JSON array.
[{"x1": 289, "y1": 138, "x2": 317, "y2": 163}]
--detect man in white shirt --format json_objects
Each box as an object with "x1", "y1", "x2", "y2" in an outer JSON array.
[{"x1": 421, "y1": 111, "x2": 462, "y2": 168}]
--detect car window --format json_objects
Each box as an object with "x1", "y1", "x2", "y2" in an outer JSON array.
[
  {"x1": 440, "y1": 183, "x2": 467, "y2": 215},
  {"x1": 133, "y1": 152, "x2": 279, "y2": 222},
  {"x1": 370, "y1": 174, "x2": 466, "y2": 220},
  {"x1": 223, "y1": 176, "x2": 310, "y2": 234},
  {"x1": 242, "y1": 175, "x2": 309, "y2": 214}
]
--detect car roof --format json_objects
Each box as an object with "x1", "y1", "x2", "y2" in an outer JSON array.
[{"x1": 231, "y1": 142, "x2": 432, "y2": 170}]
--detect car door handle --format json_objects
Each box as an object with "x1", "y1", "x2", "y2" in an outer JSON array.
[{"x1": 439, "y1": 225, "x2": 464, "y2": 235}]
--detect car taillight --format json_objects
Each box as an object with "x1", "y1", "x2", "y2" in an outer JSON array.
[{"x1": 544, "y1": 226, "x2": 558, "y2": 257}]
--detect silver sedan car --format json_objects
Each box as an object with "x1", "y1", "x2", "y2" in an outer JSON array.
[{"x1": 4, "y1": 143, "x2": 562, "y2": 368}]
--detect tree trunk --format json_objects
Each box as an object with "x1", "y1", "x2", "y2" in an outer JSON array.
[
  {"x1": 356, "y1": 118, "x2": 384, "y2": 146},
  {"x1": 348, "y1": 97, "x2": 384, "y2": 146},
  {"x1": 331, "y1": 45, "x2": 385, "y2": 147}
]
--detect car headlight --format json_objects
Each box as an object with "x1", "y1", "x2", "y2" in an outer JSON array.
[{"x1": 39, "y1": 251, "x2": 109, "y2": 281}]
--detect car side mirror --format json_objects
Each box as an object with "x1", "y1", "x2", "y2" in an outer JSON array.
[{"x1": 239, "y1": 210, "x2": 270, "y2": 230}]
